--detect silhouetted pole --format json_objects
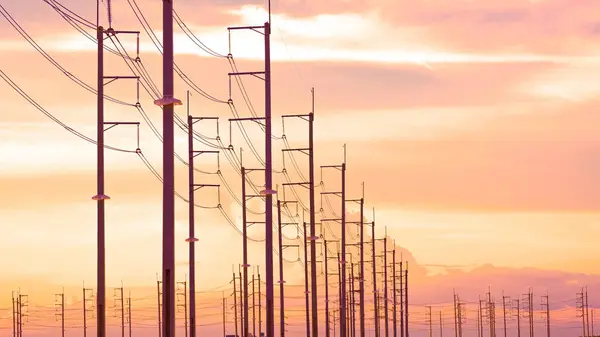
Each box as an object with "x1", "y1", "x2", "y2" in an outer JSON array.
[
  {"x1": 309, "y1": 89, "x2": 319, "y2": 337},
  {"x1": 156, "y1": 0, "x2": 180, "y2": 335},
  {"x1": 372, "y1": 215, "x2": 379, "y2": 337},
  {"x1": 263, "y1": 20, "x2": 276, "y2": 337},
  {"x1": 242, "y1": 167, "x2": 249, "y2": 337},
  {"x1": 400, "y1": 263, "x2": 404, "y2": 337},
  {"x1": 304, "y1": 221, "x2": 311, "y2": 337},
  {"x1": 253, "y1": 273, "x2": 257, "y2": 337},
  {"x1": 157, "y1": 280, "x2": 162, "y2": 337},
  {"x1": 393, "y1": 249, "x2": 397, "y2": 337},
  {"x1": 95, "y1": 25, "x2": 107, "y2": 337},
  {"x1": 12, "y1": 293, "x2": 15, "y2": 337},
  {"x1": 233, "y1": 272, "x2": 238, "y2": 337},
  {"x1": 404, "y1": 266, "x2": 408, "y2": 337},
  {"x1": 259, "y1": 268, "x2": 262, "y2": 337},
  {"x1": 186, "y1": 92, "x2": 198, "y2": 337},
  {"x1": 384, "y1": 235, "x2": 389, "y2": 337},
  {"x1": 239, "y1": 267, "x2": 244, "y2": 337},
  {"x1": 325, "y1": 240, "x2": 330, "y2": 337},
  {"x1": 277, "y1": 200, "x2": 286, "y2": 337},
  {"x1": 359, "y1": 196, "x2": 365, "y2": 337},
  {"x1": 341, "y1": 161, "x2": 347, "y2": 337}
]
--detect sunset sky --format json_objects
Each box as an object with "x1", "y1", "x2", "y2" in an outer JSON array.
[{"x1": 1, "y1": 0, "x2": 599, "y2": 336}]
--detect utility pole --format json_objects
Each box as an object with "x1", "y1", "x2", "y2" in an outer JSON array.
[
  {"x1": 253, "y1": 272, "x2": 257, "y2": 337},
  {"x1": 277, "y1": 200, "x2": 286, "y2": 337},
  {"x1": 586, "y1": 287, "x2": 591, "y2": 337},
  {"x1": 457, "y1": 296, "x2": 463, "y2": 337},
  {"x1": 223, "y1": 293, "x2": 227, "y2": 337},
  {"x1": 12, "y1": 292, "x2": 15, "y2": 337},
  {"x1": 440, "y1": 311, "x2": 443, "y2": 337},
  {"x1": 127, "y1": 292, "x2": 132, "y2": 337},
  {"x1": 281, "y1": 91, "x2": 318, "y2": 336},
  {"x1": 502, "y1": 294, "x2": 510, "y2": 337},
  {"x1": 371, "y1": 213, "x2": 379, "y2": 337},
  {"x1": 324, "y1": 240, "x2": 331, "y2": 337},
  {"x1": 186, "y1": 107, "x2": 219, "y2": 337},
  {"x1": 241, "y1": 166, "x2": 250, "y2": 337},
  {"x1": 95, "y1": 14, "x2": 141, "y2": 337},
  {"x1": 479, "y1": 297, "x2": 484, "y2": 337},
  {"x1": 321, "y1": 153, "x2": 347, "y2": 337},
  {"x1": 83, "y1": 286, "x2": 94, "y2": 337},
  {"x1": 232, "y1": 271, "x2": 239, "y2": 337},
  {"x1": 513, "y1": 298, "x2": 521, "y2": 337},
  {"x1": 18, "y1": 292, "x2": 28, "y2": 337},
  {"x1": 404, "y1": 265, "x2": 409, "y2": 337},
  {"x1": 384, "y1": 234, "x2": 389, "y2": 337},
  {"x1": 239, "y1": 266, "x2": 244, "y2": 337},
  {"x1": 541, "y1": 294, "x2": 550, "y2": 337},
  {"x1": 426, "y1": 306, "x2": 433, "y2": 337},
  {"x1": 522, "y1": 290, "x2": 533, "y2": 337},
  {"x1": 304, "y1": 221, "x2": 311, "y2": 337},
  {"x1": 487, "y1": 288, "x2": 495, "y2": 337},
  {"x1": 157, "y1": 279, "x2": 163, "y2": 337},
  {"x1": 453, "y1": 292, "x2": 458, "y2": 337},
  {"x1": 155, "y1": 0, "x2": 182, "y2": 335},
  {"x1": 400, "y1": 262, "x2": 404, "y2": 337},
  {"x1": 392, "y1": 249, "x2": 397, "y2": 337},
  {"x1": 55, "y1": 289, "x2": 65, "y2": 337},
  {"x1": 177, "y1": 281, "x2": 188, "y2": 337},
  {"x1": 259, "y1": 267, "x2": 263, "y2": 337},
  {"x1": 578, "y1": 289, "x2": 586, "y2": 337},
  {"x1": 114, "y1": 283, "x2": 125, "y2": 337}
]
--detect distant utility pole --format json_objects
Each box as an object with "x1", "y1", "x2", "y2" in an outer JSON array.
[
  {"x1": 392, "y1": 249, "x2": 398, "y2": 337},
  {"x1": 83, "y1": 285, "x2": 95, "y2": 337},
  {"x1": 383, "y1": 233, "x2": 389, "y2": 337},
  {"x1": 127, "y1": 292, "x2": 132, "y2": 337},
  {"x1": 17, "y1": 292, "x2": 28, "y2": 337},
  {"x1": 114, "y1": 283, "x2": 125, "y2": 337},
  {"x1": 371, "y1": 212, "x2": 379, "y2": 337},
  {"x1": 513, "y1": 298, "x2": 521, "y2": 337},
  {"x1": 440, "y1": 311, "x2": 443, "y2": 337},
  {"x1": 426, "y1": 306, "x2": 433, "y2": 337},
  {"x1": 252, "y1": 271, "x2": 257, "y2": 337},
  {"x1": 578, "y1": 289, "x2": 586, "y2": 337},
  {"x1": 522, "y1": 289, "x2": 534, "y2": 337},
  {"x1": 259, "y1": 266, "x2": 263, "y2": 337},
  {"x1": 405, "y1": 265, "x2": 409, "y2": 337},
  {"x1": 12, "y1": 292, "x2": 16, "y2": 337},
  {"x1": 400, "y1": 261, "x2": 404, "y2": 337},
  {"x1": 586, "y1": 287, "x2": 591, "y2": 337},
  {"x1": 222, "y1": 292, "x2": 227, "y2": 337},
  {"x1": 177, "y1": 280, "x2": 188, "y2": 337},
  {"x1": 157, "y1": 279, "x2": 163, "y2": 337},
  {"x1": 453, "y1": 291, "x2": 458, "y2": 337},
  {"x1": 502, "y1": 293, "x2": 510, "y2": 337},
  {"x1": 541, "y1": 294, "x2": 550, "y2": 337},
  {"x1": 277, "y1": 199, "x2": 301, "y2": 337},
  {"x1": 303, "y1": 221, "x2": 311, "y2": 337},
  {"x1": 232, "y1": 271, "x2": 239, "y2": 337},
  {"x1": 55, "y1": 289, "x2": 65, "y2": 337},
  {"x1": 457, "y1": 296, "x2": 464, "y2": 337},
  {"x1": 487, "y1": 288, "x2": 496, "y2": 337}
]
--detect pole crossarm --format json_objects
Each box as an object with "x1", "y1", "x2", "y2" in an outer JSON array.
[
  {"x1": 103, "y1": 75, "x2": 139, "y2": 86},
  {"x1": 228, "y1": 71, "x2": 265, "y2": 81},
  {"x1": 282, "y1": 148, "x2": 310, "y2": 156}
]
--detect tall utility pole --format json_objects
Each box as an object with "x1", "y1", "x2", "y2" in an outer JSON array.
[
  {"x1": 83, "y1": 286, "x2": 94, "y2": 337},
  {"x1": 55, "y1": 289, "x2": 65, "y2": 337},
  {"x1": 321, "y1": 153, "x2": 347, "y2": 337},
  {"x1": 155, "y1": 0, "x2": 183, "y2": 335},
  {"x1": 453, "y1": 292, "x2": 458, "y2": 337},
  {"x1": 281, "y1": 88, "x2": 318, "y2": 337},
  {"x1": 440, "y1": 311, "x2": 443, "y2": 337},
  {"x1": 371, "y1": 215, "x2": 379, "y2": 337},
  {"x1": 502, "y1": 294, "x2": 510, "y2": 337},
  {"x1": 426, "y1": 306, "x2": 433, "y2": 337},
  {"x1": 18, "y1": 293, "x2": 28, "y2": 337},
  {"x1": 241, "y1": 166, "x2": 250, "y2": 337},
  {"x1": 12, "y1": 292, "x2": 16, "y2": 337},
  {"x1": 177, "y1": 281, "x2": 188, "y2": 337},
  {"x1": 324, "y1": 240, "x2": 331, "y2": 337},
  {"x1": 541, "y1": 294, "x2": 550, "y2": 337},
  {"x1": 457, "y1": 295, "x2": 463, "y2": 337},
  {"x1": 277, "y1": 200, "x2": 286, "y2": 337},
  {"x1": 95, "y1": 16, "x2": 141, "y2": 337},
  {"x1": 487, "y1": 289, "x2": 495, "y2": 337},
  {"x1": 186, "y1": 103, "x2": 220, "y2": 337},
  {"x1": 239, "y1": 266, "x2": 244, "y2": 337}
]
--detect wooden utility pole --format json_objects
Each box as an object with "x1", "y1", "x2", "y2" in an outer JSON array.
[{"x1": 541, "y1": 294, "x2": 550, "y2": 337}]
